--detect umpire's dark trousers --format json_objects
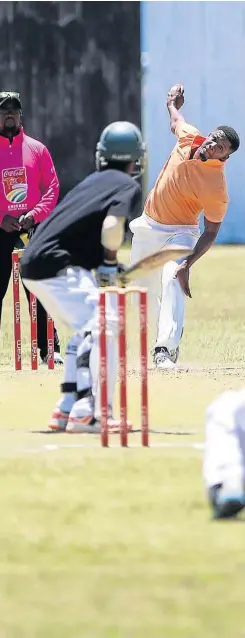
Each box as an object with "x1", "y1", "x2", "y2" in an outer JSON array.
[{"x1": 0, "y1": 228, "x2": 60, "y2": 360}]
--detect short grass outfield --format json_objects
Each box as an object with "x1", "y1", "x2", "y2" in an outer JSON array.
[{"x1": 0, "y1": 246, "x2": 244, "y2": 637}]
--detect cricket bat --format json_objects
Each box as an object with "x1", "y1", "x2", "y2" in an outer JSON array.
[{"x1": 118, "y1": 245, "x2": 192, "y2": 285}]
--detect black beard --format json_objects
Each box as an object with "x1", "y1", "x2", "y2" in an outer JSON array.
[{"x1": 0, "y1": 124, "x2": 20, "y2": 138}]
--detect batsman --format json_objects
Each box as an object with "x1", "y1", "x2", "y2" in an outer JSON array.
[{"x1": 21, "y1": 121, "x2": 146, "y2": 433}]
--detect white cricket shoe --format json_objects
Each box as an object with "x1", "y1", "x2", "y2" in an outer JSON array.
[
  {"x1": 54, "y1": 352, "x2": 64, "y2": 365},
  {"x1": 49, "y1": 394, "x2": 76, "y2": 431},
  {"x1": 41, "y1": 352, "x2": 64, "y2": 365},
  {"x1": 65, "y1": 397, "x2": 95, "y2": 433},
  {"x1": 66, "y1": 399, "x2": 133, "y2": 434},
  {"x1": 153, "y1": 346, "x2": 179, "y2": 370}
]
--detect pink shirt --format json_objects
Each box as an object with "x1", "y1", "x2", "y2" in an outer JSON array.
[{"x1": 0, "y1": 127, "x2": 59, "y2": 225}]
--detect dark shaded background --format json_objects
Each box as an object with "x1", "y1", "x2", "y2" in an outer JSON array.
[{"x1": 0, "y1": 1, "x2": 141, "y2": 198}]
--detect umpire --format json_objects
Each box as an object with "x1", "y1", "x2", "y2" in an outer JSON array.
[{"x1": 0, "y1": 91, "x2": 63, "y2": 363}]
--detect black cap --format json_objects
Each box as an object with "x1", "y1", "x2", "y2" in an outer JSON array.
[{"x1": 0, "y1": 92, "x2": 21, "y2": 109}]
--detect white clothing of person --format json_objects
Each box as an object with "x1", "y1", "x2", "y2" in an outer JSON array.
[
  {"x1": 23, "y1": 267, "x2": 118, "y2": 429},
  {"x1": 129, "y1": 211, "x2": 200, "y2": 355},
  {"x1": 20, "y1": 164, "x2": 141, "y2": 433},
  {"x1": 204, "y1": 389, "x2": 245, "y2": 513}
]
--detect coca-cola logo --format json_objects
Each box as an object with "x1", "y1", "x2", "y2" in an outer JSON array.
[
  {"x1": 31, "y1": 300, "x2": 37, "y2": 321},
  {"x1": 100, "y1": 359, "x2": 107, "y2": 380},
  {"x1": 13, "y1": 262, "x2": 19, "y2": 284},
  {"x1": 100, "y1": 407, "x2": 108, "y2": 425},
  {"x1": 118, "y1": 308, "x2": 126, "y2": 331},
  {"x1": 47, "y1": 339, "x2": 53, "y2": 356},
  {"x1": 141, "y1": 355, "x2": 147, "y2": 374},
  {"x1": 140, "y1": 308, "x2": 147, "y2": 327},
  {"x1": 119, "y1": 360, "x2": 126, "y2": 376},
  {"x1": 3, "y1": 169, "x2": 24, "y2": 178},
  {"x1": 99, "y1": 314, "x2": 106, "y2": 330},
  {"x1": 31, "y1": 340, "x2": 37, "y2": 359},
  {"x1": 100, "y1": 353, "x2": 107, "y2": 380},
  {"x1": 14, "y1": 301, "x2": 20, "y2": 322},
  {"x1": 141, "y1": 406, "x2": 148, "y2": 428},
  {"x1": 16, "y1": 339, "x2": 21, "y2": 360}
]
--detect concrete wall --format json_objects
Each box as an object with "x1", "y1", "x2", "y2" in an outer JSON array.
[
  {"x1": 0, "y1": 1, "x2": 141, "y2": 198},
  {"x1": 141, "y1": 1, "x2": 245, "y2": 243}
]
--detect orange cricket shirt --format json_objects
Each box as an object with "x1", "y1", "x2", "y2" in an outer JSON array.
[{"x1": 145, "y1": 121, "x2": 229, "y2": 225}]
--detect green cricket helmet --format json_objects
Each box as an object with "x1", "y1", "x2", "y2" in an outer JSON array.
[{"x1": 96, "y1": 121, "x2": 146, "y2": 177}]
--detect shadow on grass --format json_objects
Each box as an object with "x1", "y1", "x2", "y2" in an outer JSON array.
[
  {"x1": 30, "y1": 429, "x2": 65, "y2": 435},
  {"x1": 30, "y1": 428, "x2": 198, "y2": 436}
]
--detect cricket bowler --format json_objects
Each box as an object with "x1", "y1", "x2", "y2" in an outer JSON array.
[{"x1": 130, "y1": 84, "x2": 240, "y2": 369}]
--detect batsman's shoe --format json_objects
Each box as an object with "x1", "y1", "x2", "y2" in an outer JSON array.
[
  {"x1": 54, "y1": 352, "x2": 64, "y2": 365},
  {"x1": 153, "y1": 346, "x2": 179, "y2": 370},
  {"x1": 66, "y1": 397, "x2": 95, "y2": 433},
  {"x1": 49, "y1": 408, "x2": 70, "y2": 432},
  {"x1": 209, "y1": 483, "x2": 245, "y2": 519},
  {"x1": 106, "y1": 417, "x2": 133, "y2": 433},
  {"x1": 66, "y1": 398, "x2": 133, "y2": 434},
  {"x1": 66, "y1": 417, "x2": 133, "y2": 434},
  {"x1": 49, "y1": 394, "x2": 76, "y2": 431},
  {"x1": 66, "y1": 416, "x2": 100, "y2": 434}
]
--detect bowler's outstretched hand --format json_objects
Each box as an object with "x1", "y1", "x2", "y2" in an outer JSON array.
[{"x1": 174, "y1": 260, "x2": 192, "y2": 298}]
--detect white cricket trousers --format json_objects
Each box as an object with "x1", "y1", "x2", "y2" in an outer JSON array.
[
  {"x1": 129, "y1": 212, "x2": 200, "y2": 350},
  {"x1": 23, "y1": 267, "x2": 118, "y2": 418},
  {"x1": 204, "y1": 389, "x2": 245, "y2": 491}
]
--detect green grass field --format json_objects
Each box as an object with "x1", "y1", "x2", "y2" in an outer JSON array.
[{"x1": 0, "y1": 246, "x2": 245, "y2": 637}]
